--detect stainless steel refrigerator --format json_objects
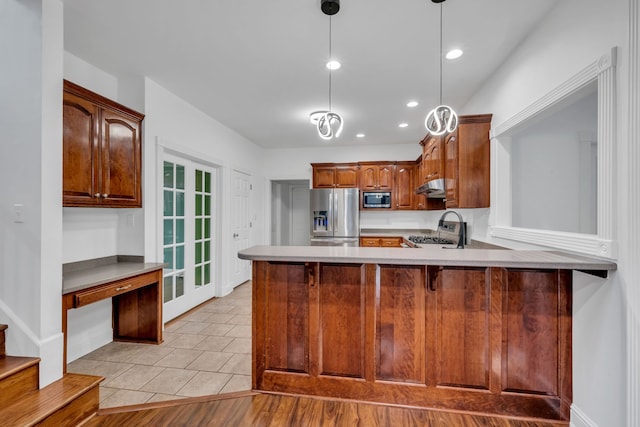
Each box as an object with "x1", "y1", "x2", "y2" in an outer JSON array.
[{"x1": 309, "y1": 188, "x2": 360, "y2": 246}]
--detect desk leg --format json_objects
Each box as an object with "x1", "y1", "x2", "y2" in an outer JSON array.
[{"x1": 61, "y1": 293, "x2": 74, "y2": 373}]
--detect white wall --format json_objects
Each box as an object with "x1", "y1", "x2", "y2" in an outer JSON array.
[
  {"x1": 462, "y1": 0, "x2": 629, "y2": 425},
  {"x1": 143, "y1": 78, "x2": 266, "y2": 297},
  {"x1": 62, "y1": 53, "x2": 146, "y2": 362},
  {"x1": 0, "y1": 0, "x2": 64, "y2": 386},
  {"x1": 511, "y1": 91, "x2": 597, "y2": 233}
]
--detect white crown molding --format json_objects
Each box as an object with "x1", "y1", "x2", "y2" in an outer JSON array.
[{"x1": 491, "y1": 48, "x2": 617, "y2": 139}]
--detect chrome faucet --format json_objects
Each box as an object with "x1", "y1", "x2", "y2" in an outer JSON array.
[{"x1": 438, "y1": 210, "x2": 465, "y2": 249}]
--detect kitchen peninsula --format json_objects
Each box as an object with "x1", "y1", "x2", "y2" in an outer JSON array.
[{"x1": 238, "y1": 245, "x2": 616, "y2": 421}]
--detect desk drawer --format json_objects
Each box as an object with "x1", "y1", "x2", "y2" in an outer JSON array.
[{"x1": 73, "y1": 271, "x2": 159, "y2": 307}]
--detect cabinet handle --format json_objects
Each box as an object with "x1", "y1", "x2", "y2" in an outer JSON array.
[
  {"x1": 116, "y1": 285, "x2": 132, "y2": 292},
  {"x1": 102, "y1": 193, "x2": 109, "y2": 198},
  {"x1": 94, "y1": 193, "x2": 101, "y2": 198}
]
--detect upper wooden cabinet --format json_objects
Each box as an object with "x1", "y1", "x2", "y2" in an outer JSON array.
[
  {"x1": 63, "y1": 80, "x2": 144, "y2": 207},
  {"x1": 311, "y1": 163, "x2": 359, "y2": 188},
  {"x1": 418, "y1": 113, "x2": 492, "y2": 209},
  {"x1": 359, "y1": 162, "x2": 394, "y2": 191},
  {"x1": 394, "y1": 161, "x2": 415, "y2": 210},
  {"x1": 444, "y1": 114, "x2": 492, "y2": 208},
  {"x1": 420, "y1": 135, "x2": 444, "y2": 185}
]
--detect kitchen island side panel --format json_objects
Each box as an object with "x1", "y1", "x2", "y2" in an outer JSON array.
[{"x1": 251, "y1": 260, "x2": 573, "y2": 421}]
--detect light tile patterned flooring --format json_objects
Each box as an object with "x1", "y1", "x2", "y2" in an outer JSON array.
[{"x1": 67, "y1": 282, "x2": 252, "y2": 408}]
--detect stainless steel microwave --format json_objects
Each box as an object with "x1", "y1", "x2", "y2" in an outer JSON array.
[{"x1": 362, "y1": 191, "x2": 391, "y2": 208}]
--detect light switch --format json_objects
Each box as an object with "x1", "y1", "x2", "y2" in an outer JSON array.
[{"x1": 13, "y1": 204, "x2": 24, "y2": 223}]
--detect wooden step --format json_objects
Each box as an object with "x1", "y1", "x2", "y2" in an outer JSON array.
[
  {"x1": 0, "y1": 373, "x2": 103, "y2": 427},
  {"x1": 0, "y1": 324, "x2": 7, "y2": 356},
  {"x1": 0, "y1": 355, "x2": 40, "y2": 408}
]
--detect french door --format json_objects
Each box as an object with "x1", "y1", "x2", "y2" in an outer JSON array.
[{"x1": 162, "y1": 153, "x2": 217, "y2": 321}]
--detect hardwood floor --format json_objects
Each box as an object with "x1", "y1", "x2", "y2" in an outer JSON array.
[{"x1": 85, "y1": 391, "x2": 569, "y2": 426}]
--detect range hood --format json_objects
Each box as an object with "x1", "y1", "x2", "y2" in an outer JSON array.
[{"x1": 415, "y1": 178, "x2": 445, "y2": 198}]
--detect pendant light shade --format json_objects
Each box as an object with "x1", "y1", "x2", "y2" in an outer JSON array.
[
  {"x1": 425, "y1": 0, "x2": 457, "y2": 135},
  {"x1": 310, "y1": 110, "x2": 344, "y2": 140},
  {"x1": 425, "y1": 105, "x2": 458, "y2": 136}
]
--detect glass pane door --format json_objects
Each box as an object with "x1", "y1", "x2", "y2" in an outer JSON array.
[
  {"x1": 163, "y1": 160, "x2": 186, "y2": 304},
  {"x1": 195, "y1": 168, "x2": 213, "y2": 288},
  {"x1": 161, "y1": 153, "x2": 218, "y2": 322}
]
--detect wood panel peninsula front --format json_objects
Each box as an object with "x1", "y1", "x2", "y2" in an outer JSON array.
[{"x1": 238, "y1": 245, "x2": 616, "y2": 422}]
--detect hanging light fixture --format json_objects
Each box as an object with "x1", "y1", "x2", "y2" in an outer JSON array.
[
  {"x1": 425, "y1": 0, "x2": 458, "y2": 136},
  {"x1": 310, "y1": 0, "x2": 343, "y2": 141}
]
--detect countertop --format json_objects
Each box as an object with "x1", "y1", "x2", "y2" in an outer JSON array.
[
  {"x1": 63, "y1": 256, "x2": 166, "y2": 294},
  {"x1": 238, "y1": 245, "x2": 616, "y2": 276}
]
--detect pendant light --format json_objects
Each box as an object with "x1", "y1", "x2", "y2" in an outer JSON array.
[
  {"x1": 310, "y1": 0, "x2": 343, "y2": 140},
  {"x1": 425, "y1": 0, "x2": 458, "y2": 136}
]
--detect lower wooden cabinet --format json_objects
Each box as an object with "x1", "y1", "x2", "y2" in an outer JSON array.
[
  {"x1": 253, "y1": 261, "x2": 572, "y2": 421},
  {"x1": 360, "y1": 236, "x2": 403, "y2": 247}
]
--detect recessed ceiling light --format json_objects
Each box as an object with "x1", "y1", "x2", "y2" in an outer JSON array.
[
  {"x1": 326, "y1": 60, "x2": 341, "y2": 70},
  {"x1": 407, "y1": 101, "x2": 419, "y2": 108},
  {"x1": 446, "y1": 49, "x2": 463, "y2": 60},
  {"x1": 356, "y1": 133, "x2": 365, "y2": 138},
  {"x1": 398, "y1": 123, "x2": 408, "y2": 128}
]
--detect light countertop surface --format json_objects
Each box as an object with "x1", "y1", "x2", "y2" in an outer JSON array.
[
  {"x1": 238, "y1": 245, "x2": 616, "y2": 275},
  {"x1": 63, "y1": 261, "x2": 166, "y2": 294}
]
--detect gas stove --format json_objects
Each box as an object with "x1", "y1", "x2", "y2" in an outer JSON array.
[
  {"x1": 404, "y1": 220, "x2": 466, "y2": 247},
  {"x1": 406, "y1": 235, "x2": 455, "y2": 245}
]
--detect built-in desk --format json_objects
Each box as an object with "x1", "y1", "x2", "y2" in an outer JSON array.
[{"x1": 62, "y1": 256, "x2": 165, "y2": 371}]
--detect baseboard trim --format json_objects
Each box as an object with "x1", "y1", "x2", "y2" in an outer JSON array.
[{"x1": 571, "y1": 405, "x2": 598, "y2": 427}]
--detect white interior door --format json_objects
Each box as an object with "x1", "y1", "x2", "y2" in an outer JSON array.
[
  {"x1": 161, "y1": 154, "x2": 218, "y2": 321},
  {"x1": 231, "y1": 169, "x2": 251, "y2": 286}
]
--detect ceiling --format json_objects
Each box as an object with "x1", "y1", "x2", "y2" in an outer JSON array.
[{"x1": 62, "y1": 0, "x2": 560, "y2": 149}]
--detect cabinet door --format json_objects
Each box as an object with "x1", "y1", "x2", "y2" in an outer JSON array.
[
  {"x1": 334, "y1": 166, "x2": 358, "y2": 188},
  {"x1": 257, "y1": 262, "x2": 310, "y2": 374},
  {"x1": 395, "y1": 163, "x2": 414, "y2": 210},
  {"x1": 359, "y1": 164, "x2": 378, "y2": 190},
  {"x1": 318, "y1": 263, "x2": 366, "y2": 378},
  {"x1": 360, "y1": 163, "x2": 393, "y2": 190},
  {"x1": 377, "y1": 164, "x2": 394, "y2": 190},
  {"x1": 63, "y1": 92, "x2": 100, "y2": 206},
  {"x1": 503, "y1": 269, "x2": 571, "y2": 398},
  {"x1": 444, "y1": 132, "x2": 458, "y2": 208},
  {"x1": 101, "y1": 110, "x2": 142, "y2": 206},
  {"x1": 457, "y1": 120, "x2": 491, "y2": 208},
  {"x1": 424, "y1": 138, "x2": 443, "y2": 182},
  {"x1": 377, "y1": 265, "x2": 426, "y2": 383},
  {"x1": 427, "y1": 266, "x2": 492, "y2": 390},
  {"x1": 313, "y1": 167, "x2": 336, "y2": 188}
]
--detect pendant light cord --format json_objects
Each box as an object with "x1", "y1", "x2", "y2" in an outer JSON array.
[
  {"x1": 329, "y1": 15, "x2": 333, "y2": 111},
  {"x1": 439, "y1": 3, "x2": 443, "y2": 106}
]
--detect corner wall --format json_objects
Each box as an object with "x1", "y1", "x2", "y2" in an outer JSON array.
[{"x1": 0, "y1": 0, "x2": 64, "y2": 386}]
